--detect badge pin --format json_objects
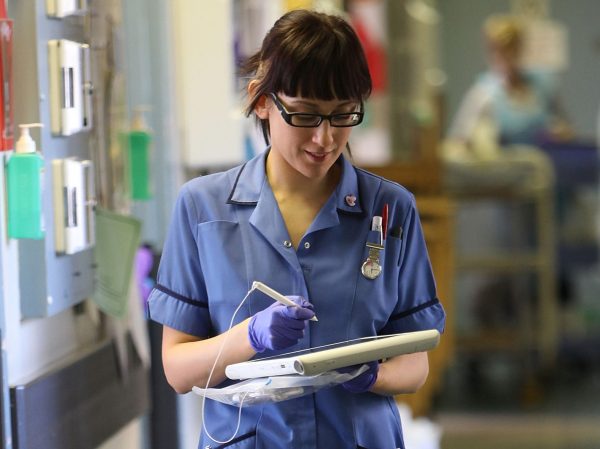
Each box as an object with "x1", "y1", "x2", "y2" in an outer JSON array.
[{"x1": 345, "y1": 194, "x2": 357, "y2": 207}]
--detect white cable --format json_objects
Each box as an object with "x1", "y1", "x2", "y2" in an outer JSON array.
[{"x1": 201, "y1": 288, "x2": 254, "y2": 445}]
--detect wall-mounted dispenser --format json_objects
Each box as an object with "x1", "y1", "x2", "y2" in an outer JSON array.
[
  {"x1": 46, "y1": 0, "x2": 88, "y2": 19},
  {"x1": 52, "y1": 157, "x2": 96, "y2": 254},
  {"x1": 7, "y1": 123, "x2": 45, "y2": 239},
  {"x1": 48, "y1": 39, "x2": 92, "y2": 136},
  {"x1": 10, "y1": 3, "x2": 97, "y2": 320},
  {"x1": 127, "y1": 106, "x2": 152, "y2": 200}
]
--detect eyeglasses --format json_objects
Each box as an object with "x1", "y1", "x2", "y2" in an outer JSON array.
[{"x1": 269, "y1": 93, "x2": 364, "y2": 128}]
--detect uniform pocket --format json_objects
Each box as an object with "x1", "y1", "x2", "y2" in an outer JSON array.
[
  {"x1": 197, "y1": 220, "x2": 245, "y2": 284},
  {"x1": 196, "y1": 220, "x2": 251, "y2": 334},
  {"x1": 385, "y1": 234, "x2": 402, "y2": 267},
  {"x1": 350, "y1": 232, "x2": 403, "y2": 334}
]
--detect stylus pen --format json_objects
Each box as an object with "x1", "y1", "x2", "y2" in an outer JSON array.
[{"x1": 252, "y1": 281, "x2": 319, "y2": 321}]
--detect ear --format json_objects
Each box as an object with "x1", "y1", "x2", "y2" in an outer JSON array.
[
  {"x1": 248, "y1": 80, "x2": 270, "y2": 120},
  {"x1": 254, "y1": 95, "x2": 270, "y2": 120}
]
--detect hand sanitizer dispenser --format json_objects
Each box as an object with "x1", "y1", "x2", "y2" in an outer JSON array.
[
  {"x1": 7, "y1": 123, "x2": 45, "y2": 239},
  {"x1": 127, "y1": 106, "x2": 152, "y2": 200}
]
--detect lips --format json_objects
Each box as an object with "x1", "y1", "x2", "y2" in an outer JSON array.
[{"x1": 305, "y1": 150, "x2": 334, "y2": 162}]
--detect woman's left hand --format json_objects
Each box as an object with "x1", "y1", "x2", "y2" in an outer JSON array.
[{"x1": 339, "y1": 361, "x2": 379, "y2": 393}]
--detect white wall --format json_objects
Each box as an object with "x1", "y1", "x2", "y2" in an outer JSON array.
[{"x1": 171, "y1": 0, "x2": 245, "y2": 169}]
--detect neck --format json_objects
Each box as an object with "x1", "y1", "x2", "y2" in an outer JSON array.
[{"x1": 503, "y1": 69, "x2": 524, "y2": 89}]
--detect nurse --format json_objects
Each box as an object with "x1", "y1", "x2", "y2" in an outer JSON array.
[
  {"x1": 147, "y1": 9, "x2": 445, "y2": 449},
  {"x1": 449, "y1": 14, "x2": 572, "y2": 148}
]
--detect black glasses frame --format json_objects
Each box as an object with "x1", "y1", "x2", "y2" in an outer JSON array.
[{"x1": 269, "y1": 93, "x2": 364, "y2": 128}]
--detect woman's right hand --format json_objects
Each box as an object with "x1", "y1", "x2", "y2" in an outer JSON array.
[{"x1": 247, "y1": 296, "x2": 315, "y2": 352}]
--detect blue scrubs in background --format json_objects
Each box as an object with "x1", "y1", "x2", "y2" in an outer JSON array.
[
  {"x1": 148, "y1": 150, "x2": 446, "y2": 449},
  {"x1": 485, "y1": 69, "x2": 556, "y2": 145}
]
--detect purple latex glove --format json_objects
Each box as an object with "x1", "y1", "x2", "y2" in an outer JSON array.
[
  {"x1": 248, "y1": 296, "x2": 315, "y2": 353},
  {"x1": 339, "y1": 360, "x2": 379, "y2": 393}
]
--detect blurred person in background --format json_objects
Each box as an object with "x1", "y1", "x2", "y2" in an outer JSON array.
[
  {"x1": 447, "y1": 14, "x2": 572, "y2": 158},
  {"x1": 441, "y1": 14, "x2": 572, "y2": 394}
]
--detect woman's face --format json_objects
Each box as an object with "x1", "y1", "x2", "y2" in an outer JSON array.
[
  {"x1": 487, "y1": 42, "x2": 521, "y2": 79},
  {"x1": 259, "y1": 92, "x2": 360, "y2": 181}
]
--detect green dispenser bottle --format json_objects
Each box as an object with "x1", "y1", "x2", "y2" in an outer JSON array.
[
  {"x1": 7, "y1": 123, "x2": 44, "y2": 239},
  {"x1": 128, "y1": 107, "x2": 152, "y2": 200}
]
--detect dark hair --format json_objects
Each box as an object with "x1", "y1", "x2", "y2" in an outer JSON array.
[{"x1": 240, "y1": 9, "x2": 372, "y2": 143}]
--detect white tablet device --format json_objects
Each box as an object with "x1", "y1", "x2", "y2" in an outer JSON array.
[{"x1": 225, "y1": 329, "x2": 440, "y2": 380}]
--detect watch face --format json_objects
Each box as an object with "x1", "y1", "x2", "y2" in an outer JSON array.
[{"x1": 361, "y1": 259, "x2": 381, "y2": 280}]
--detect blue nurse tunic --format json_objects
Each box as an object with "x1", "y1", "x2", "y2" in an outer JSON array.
[{"x1": 147, "y1": 150, "x2": 446, "y2": 449}]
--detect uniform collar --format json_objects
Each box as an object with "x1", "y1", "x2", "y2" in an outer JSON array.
[
  {"x1": 227, "y1": 149, "x2": 364, "y2": 216},
  {"x1": 226, "y1": 151, "x2": 268, "y2": 205}
]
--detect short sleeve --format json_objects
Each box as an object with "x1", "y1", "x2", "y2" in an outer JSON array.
[
  {"x1": 146, "y1": 185, "x2": 212, "y2": 337},
  {"x1": 380, "y1": 197, "x2": 446, "y2": 335}
]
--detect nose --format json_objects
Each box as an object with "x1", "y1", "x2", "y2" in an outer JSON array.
[{"x1": 312, "y1": 119, "x2": 335, "y2": 148}]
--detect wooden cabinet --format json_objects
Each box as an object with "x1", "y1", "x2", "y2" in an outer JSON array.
[{"x1": 400, "y1": 196, "x2": 455, "y2": 417}]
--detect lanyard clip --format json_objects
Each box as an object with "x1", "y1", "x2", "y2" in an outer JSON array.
[
  {"x1": 362, "y1": 243, "x2": 382, "y2": 280},
  {"x1": 362, "y1": 215, "x2": 385, "y2": 279}
]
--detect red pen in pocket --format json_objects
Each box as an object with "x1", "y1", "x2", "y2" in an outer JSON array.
[{"x1": 382, "y1": 203, "x2": 388, "y2": 240}]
